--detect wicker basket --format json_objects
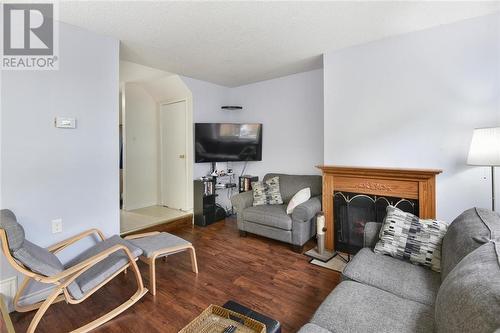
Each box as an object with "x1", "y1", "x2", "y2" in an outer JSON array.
[{"x1": 179, "y1": 304, "x2": 266, "y2": 333}]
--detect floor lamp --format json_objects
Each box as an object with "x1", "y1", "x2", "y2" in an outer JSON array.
[{"x1": 467, "y1": 127, "x2": 500, "y2": 211}]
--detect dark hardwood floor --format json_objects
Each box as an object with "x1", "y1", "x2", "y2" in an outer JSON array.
[{"x1": 11, "y1": 217, "x2": 341, "y2": 333}]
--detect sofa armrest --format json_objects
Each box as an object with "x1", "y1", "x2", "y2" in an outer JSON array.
[
  {"x1": 364, "y1": 222, "x2": 382, "y2": 248},
  {"x1": 292, "y1": 196, "x2": 322, "y2": 222},
  {"x1": 231, "y1": 191, "x2": 254, "y2": 213}
]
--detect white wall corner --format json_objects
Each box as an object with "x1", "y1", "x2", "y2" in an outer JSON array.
[{"x1": 0, "y1": 276, "x2": 17, "y2": 312}]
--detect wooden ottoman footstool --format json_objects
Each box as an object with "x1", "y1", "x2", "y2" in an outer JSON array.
[{"x1": 125, "y1": 231, "x2": 198, "y2": 295}]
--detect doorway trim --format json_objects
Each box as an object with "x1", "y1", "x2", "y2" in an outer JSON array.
[{"x1": 158, "y1": 98, "x2": 193, "y2": 211}]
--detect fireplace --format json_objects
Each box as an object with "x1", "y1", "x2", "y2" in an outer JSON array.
[
  {"x1": 317, "y1": 166, "x2": 442, "y2": 251},
  {"x1": 334, "y1": 191, "x2": 418, "y2": 254}
]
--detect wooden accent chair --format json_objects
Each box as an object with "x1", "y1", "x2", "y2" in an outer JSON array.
[{"x1": 0, "y1": 209, "x2": 147, "y2": 333}]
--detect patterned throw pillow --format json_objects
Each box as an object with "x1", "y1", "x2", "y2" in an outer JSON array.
[
  {"x1": 252, "y1": 176, "x2": 283, "y2": 206},
  {"x1": 374, "y1": 206, "x2": 448, "y2": 272}
]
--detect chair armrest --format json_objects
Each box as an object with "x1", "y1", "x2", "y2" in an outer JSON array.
[
  {"x1": 47, "y1": 228, "x2": 106, "y2": 254},
  {"x1": 291, "y1": 196, "x2": 322, "y2": 222},
  {"x1": 231, "y1": 191, "x2": 254, "y2": 213},
  {"x1": 364, "y1": 222, "x2": 383, "y2": 248}
]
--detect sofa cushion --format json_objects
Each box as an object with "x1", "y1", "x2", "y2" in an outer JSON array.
[
  {"x1": 297, "y1": 323, "x2": 332, "y2": 333},
  {"x1": 243, "y1": 205, "x2": 292, "y2": 230},
  {"x1": 441, "y1": 207, "x2": 500, "y2": 280},
  {"x1": 343, "y1": 248, "x2": 441, "y2": 305},
  {"x1": 311, "y1": 281, "x2": 434, "y2": 333},
  {"x1": 435, "y1": 241, "x2": 500, "y2": 333},
  {"x1": 374, "y1": 206, "x2": 447, "y2": 272},
  {"x1": 252, "y1": 176, "x2": 283, "y2": 206},
  {"x1": 264, "y1": 174, "x2": 321, "y2": 203}
]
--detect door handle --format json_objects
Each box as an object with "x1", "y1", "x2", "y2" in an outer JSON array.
[{"x1": 179, "y1": 154, "x2": 185, "y2": 159}]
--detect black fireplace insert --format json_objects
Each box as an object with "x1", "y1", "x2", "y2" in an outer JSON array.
[{"x1": 333, "y1": 191, "x2": 418, "y2": 254}]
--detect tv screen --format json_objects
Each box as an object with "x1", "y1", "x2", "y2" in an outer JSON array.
[{"x1": 195, "y1": 123, "x2": 262, "y2": 162}]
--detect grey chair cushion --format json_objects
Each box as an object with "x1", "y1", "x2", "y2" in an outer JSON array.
[
  {"x1": 65, "y1": 235, "x2": 142, "y2": 300},
  {"x1": 435, "y1": 242, "x2": 500, "y2": 333},
  {"x1": 0, "y1": 209, "x2": 25, "y2": 251},
  {"x1": 297, "y1": 323, "x2": 332, "y2": 333},
  {"x1": 441, "y1": 207, "x2": 500, "y2": 280},
  {"x1": 74, "y1": 255, "x2": 130, "y2": 297},
  {"x1": 129, "y1": 232, "x2": 190, "y2": 258},
  {"x1": 263, "y1": 174, "x2": 321, "y2": 203},
  {"x1": 13, "y1": 239, "x2": 64, "y2": 276},
  {"x1": 243, "y1": 204, "x2": 292, "y2": 230},
  {"x1": 311, "y1": 281, "x2": 434, "y2": 333},
  {"x1": 65, "y1": 235, "x2": 142, "y2": 268},
  {"x1": 12, "y1": 240, "x2": 82, "y2": 299},
  {"x1": 343, "y1": 248, "x2": 441, "y2": 305}
]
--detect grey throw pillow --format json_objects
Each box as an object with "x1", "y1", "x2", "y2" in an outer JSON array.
[
  {"x1": 252, "y1": 176, "x2": 283, "y2": 206},
  {"x1": 374, "y1": 206, "x2": 448, "y2": 272}
]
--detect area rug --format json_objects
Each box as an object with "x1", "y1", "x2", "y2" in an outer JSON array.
[{"x1": 310, "y1": 255, "x2": 348, "y2": 273}]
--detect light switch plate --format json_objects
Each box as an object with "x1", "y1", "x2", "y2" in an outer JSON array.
[
  {"x1": 52, "y1": 219, "x2": 62, "y2": 233},
  {"x1": 55, "y1": 117, "x2": 76, "y2": 129}
]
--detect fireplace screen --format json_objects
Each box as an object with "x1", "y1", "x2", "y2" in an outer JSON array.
[{"x1": 333, "y1": 191, "x2": 418, "y2": 254}]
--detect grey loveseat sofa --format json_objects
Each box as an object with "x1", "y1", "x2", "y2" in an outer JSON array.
[
  {"x1": 298, "y1": 207, "x2": 500, "y2": 333},
  {"x1": 231, "y1": 173, "x2": 322, "y2": 252}
]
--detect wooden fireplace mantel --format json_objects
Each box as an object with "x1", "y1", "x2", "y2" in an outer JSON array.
[{"x1": 316, "y1": 165, "x2": 442, "y2": 250}]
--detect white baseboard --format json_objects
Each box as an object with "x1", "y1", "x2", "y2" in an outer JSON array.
[
  {"x1": 0, "y1": 276, "x2": 56, "y2": 313},
  {"x1": 0, "y1": 276, "x2": 17, "y2": 312}
]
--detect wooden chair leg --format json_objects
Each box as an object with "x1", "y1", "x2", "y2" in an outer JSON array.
[
  {"x1": 188, "y1": 246, "x2": 199, "y2": 274},
  {"x1": 149, "y1": 258, "x2": 156, "y2": 296},
  {"x1": 27, "y1": 286, "x2": 64, "y2": 333}
]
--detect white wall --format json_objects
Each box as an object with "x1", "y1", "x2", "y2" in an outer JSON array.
[
  {"x1": 230, "y1": 69, "x2": 324, "y2": 178},
  {"x1": 0, "y1": 23, "x2": 119, "y2": 302},
  {"x1": 182, "y1": 70, "x2": 324, "y2": 210},
  {"x1": 123, "y1": 83, "x2": 159, "y2": 210},
  {"x1": 184, "y1": 69, "x2": 324, "y2": 178},
  {"x1": 323, "y1": 13, "x2": 500, "y2": 222}
]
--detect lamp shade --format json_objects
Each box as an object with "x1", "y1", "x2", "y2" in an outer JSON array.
[{"x1": 467, "y1": 127, "x2": 500, "y2": 166}]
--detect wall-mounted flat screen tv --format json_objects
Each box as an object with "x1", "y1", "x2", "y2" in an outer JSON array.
[{"x1": 195, "y1": 123, "x2": 262, "y2": 162}]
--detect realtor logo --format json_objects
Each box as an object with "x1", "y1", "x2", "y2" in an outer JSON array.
[{"x1": 1, "y1": 2, "x2": 59, "y2": 70}]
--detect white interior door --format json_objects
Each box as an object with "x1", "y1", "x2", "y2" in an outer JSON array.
[{"x1": 160, "y1": 101, "x2": 187, "y2": 210}]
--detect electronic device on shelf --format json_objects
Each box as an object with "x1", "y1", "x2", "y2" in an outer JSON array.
[
  {"x1": 239, "y1": 175, "x2": 258, "y2": 193},
  {"x1": 194, "y1": 123, "x2": 263, "y2": 163}
]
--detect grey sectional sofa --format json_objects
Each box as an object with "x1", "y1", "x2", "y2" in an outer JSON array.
[
  {"x1": 298, "y1": 207, "x2": 500, "y2": 333},
  {"x1": 231, "y1": 173, "x2": 322, "y2": 252}
]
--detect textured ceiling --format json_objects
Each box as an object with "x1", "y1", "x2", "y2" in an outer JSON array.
[{"x1": 60, "y1": 1, "x2": 500, "y2": 87}]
